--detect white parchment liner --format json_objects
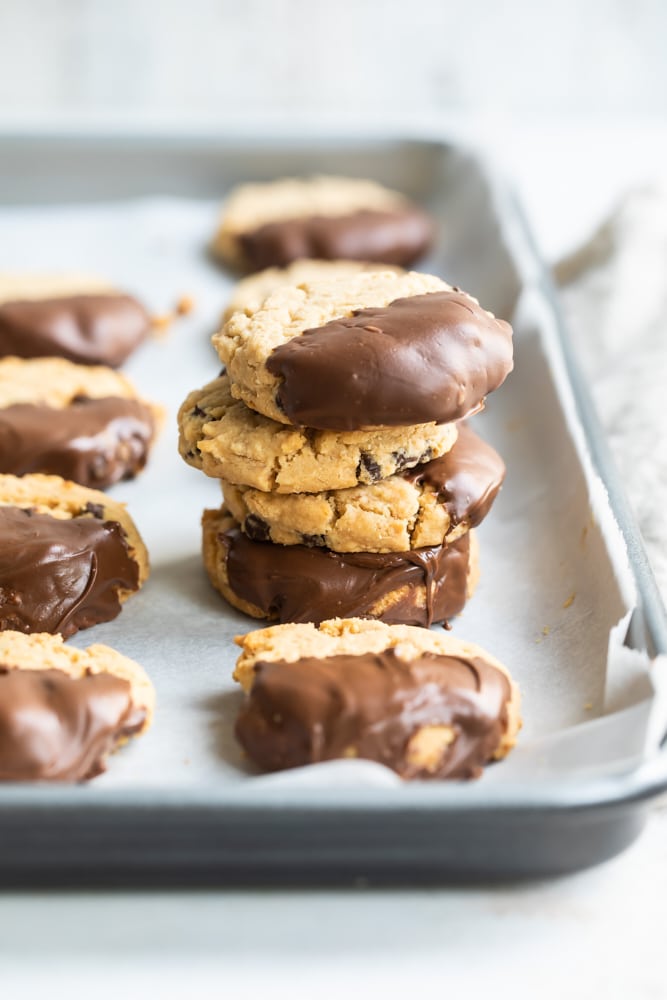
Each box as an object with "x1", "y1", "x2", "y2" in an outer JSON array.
[{"x1": 1, "y1": 192, "x2": 665, "y2": 793}]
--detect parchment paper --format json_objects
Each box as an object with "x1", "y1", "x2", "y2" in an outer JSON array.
[{"x1": 1, "y1": 191, "x2": 664, "y2": 793}]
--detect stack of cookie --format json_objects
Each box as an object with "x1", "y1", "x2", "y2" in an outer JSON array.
[{"x1": 180, "y1": 266, "x2": 513, "y2": 628}]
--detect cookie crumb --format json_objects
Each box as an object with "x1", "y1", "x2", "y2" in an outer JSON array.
[
  {"x1": 563, "y1": 592, "x2": 576, "y2": 609},
  {"x1": 584, "y1": 702, "x2": 593, "y2": 711},
  {"x1": 151, "y1": 313, "x2": 174, "y2": 336},
  {"x1": 542, "y1": 625, "x2": 550, "y2": 637},
  {"x1": 176, "y1": 294, "x2": 195, "y2": 316}
]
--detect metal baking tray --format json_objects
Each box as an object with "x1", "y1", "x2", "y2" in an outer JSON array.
[{"x1": 0, "y1": 125, "x2": 666, "y2": 886}]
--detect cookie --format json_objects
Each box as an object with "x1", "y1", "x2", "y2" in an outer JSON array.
[
  {"x1": 178, "y1": 371, "x2": 458, "y2": 494},
  {"x1": 222, "y1": 424, "x2": 504, "y2": 552},
  {"x1": 214, "y1": 270, "x2": 513, "y2": 429},
  {"x1": 202, "y1": 507, "x2": 478, "y2": 627},
  {"x1": 0, "y1": 473, "x2": 149, "y2": 637},
  {"x1": 233, "y1": 617, "x2": 520, "y2": 780},
  {"x1": 0, "y1": 357, "x2": 161, "y2": 488},
  {"x1": 222, "y1": 259, "x2": 403, "y2": 321},
  {"x1": 211, "y1": 176, "x2": 434, "y2": 273},
  {"x1": 0, "y1": 273, "x2": 151, "y2": 366},
  {"x1": 0, "y1": 630, "x2": 154, "y2": 781}
]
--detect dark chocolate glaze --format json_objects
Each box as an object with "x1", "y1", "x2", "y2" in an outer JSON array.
[
  {"x1": 0, "y1": 506, "x2": 139, "y2": 637},
  {"x1": 223, "y1": 526, "x2": 471, "y2": 627},
  {"x1": 0, "y1": 294, "x2": 151, "y2": 367},
  {"x1": 407, "y1": 424, "x2": 505, "y2": 527},
  {"x1": 236, "y1": 648, "x2": 510, "y2": 780},
  {"x1": 238, "y1": 207, "x2": 434, "y2": 272},
  {"x1": 0, "y1": 666, "x2": 145, "y2": 781},
  {"x1": 0, "y1": 397, "x2": 155, "y2": 488},
  {"x1": 266, "y1": 290, "x2": 513, "y2": 430}
]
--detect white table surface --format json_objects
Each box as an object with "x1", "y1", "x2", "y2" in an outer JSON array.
[{"x1": 3, "y1": 118, "x2": 667, "y2": 998}]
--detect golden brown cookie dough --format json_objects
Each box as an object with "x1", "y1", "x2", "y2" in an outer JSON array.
[
  {"x1": 222, "y1": 424, "x2": 504, "y2": 552},
  {"x1": 213, "y1": 270, "x2": 513, "y2": 429},
  {"x1": 212, "y1": 176, "x2": 434, "y2": 273},
  {"x1": 0, "y1": 630, "x2": 154, "y2": 781},
  {"x1": 202, "y1": 507, "x2": 479, "y2": 628},
  {"x1": 0, "y1": 473, "x2": 149, "y2": 637},
  {"x1": 223, "y1": 259, "x2": 404, "y2": 321},
  {"x1": 178, "y1": 371, "x2": 458, "y2": 493},
  {"x1": 0, "y1": 357, "x2": 161, "y2": 488},
  {"x1": 233, "y1": 617, "x2": 520, "y2": 780},
  {"x1": 0, "y1": 273, "x2": 151, "y2": 366}
]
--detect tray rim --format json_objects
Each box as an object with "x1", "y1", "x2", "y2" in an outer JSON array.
[{"x1": 0, "y1": 122, "x2": 666, "y2": 822}]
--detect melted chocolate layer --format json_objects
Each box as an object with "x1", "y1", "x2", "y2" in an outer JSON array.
[
  {"x1": 223, "y1": 526, "x2": 470, "y2": 626},
  {"x1": 266, "y1": 290, "x2": 513, "y2": 429},
  {"x1": 0, "y1": 666, "x2": 145, "y2": 781},
  {"x1": 407, "y1": 424, "x2": 505, "y2": 527},
  {"x1": 0, "y1": 506, "x2": 139, "y2": 637},
  {"x1": 0, "y1": 397, "x2": 155, "y2": 488},
  {"x1": 236, "y1": 648, "x2": 510, "y2": 780},
  {"x1": 238, "y1": 207, "x2": 434, "y2": 272},
  {"x1": 0, "y1": 294, "x2": 150, "y2": 367}
]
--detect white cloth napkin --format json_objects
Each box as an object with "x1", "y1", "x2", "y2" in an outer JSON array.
[{"x1": 555, "y1": 185, "x2": 667, "y2": 601}]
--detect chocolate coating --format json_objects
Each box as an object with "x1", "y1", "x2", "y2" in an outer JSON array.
[
  {"x1": 0, "y1": 666, "x2": 145, "y2": 781},
  {"x1": 0, "y1": 397, "x2": 155, "y2": 488},
  {"x1": 266, "y1": 290, "x2": 513, "y2": 430},
  {"x1": 236, "y1": 648, "x2": 510, "y2": 779},
  {"x1": 407, "y1": 424, "x2": 505, "y2": 528},
  {"x1": 0, "y1": 506, "x2": 139, "y2": 637},
  {"x1": 223, "y1": 526, "x2": 471, "y2": 626},
  {"x1": 0, "y1": 294, "x2": 151, "y2": 366},
  {"x1": 238, "y1": 207, "x2": 434, "y2": 272}
]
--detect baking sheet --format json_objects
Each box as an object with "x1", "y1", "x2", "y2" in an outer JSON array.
[{"x1": 0, "y1": 156, "x2": 665, "y2": 799}]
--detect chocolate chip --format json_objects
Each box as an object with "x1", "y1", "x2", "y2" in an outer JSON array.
[
  {"x1": 301, "y1": 534, "x2": 326, "y2": 547},
  {"x1": 192, "y1": 405, "x2": 207, "y2": 418},
  {"x1": 392, "y1": 450, "x2": 417, "y2": 474},
  {"x1": 83, "y1": 502, "x2": 105, "y2": 520},
  {"x1": 358, "y1": 453, "x2": 382, "y2": 482},
  {"x1": 244, "y1": 515, "x2": 271, "y2": 542}
]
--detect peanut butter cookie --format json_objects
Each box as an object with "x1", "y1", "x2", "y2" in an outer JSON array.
[
  {"x1": 233, "y1": 616, "x2": 520, "y2": 780},
  {"x1": 0, "y1": 630, "x2": 154, "y2": 781},
  {"x1": 212, "y1": 175, "x2": 433, "y2": 272}
]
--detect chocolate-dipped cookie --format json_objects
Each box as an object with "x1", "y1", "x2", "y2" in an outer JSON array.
[
  {"x1": 0, "y1": 356, "x2": 161, "y2": 488},
  {"x1": 214, "y1": 270, "x2": 513, "y2": 430},
  {"x1": 233, "y1": 617, "x2": 520, "y2": 780},
  {"x1": 212, "y1": 176, "x2": 434, "y2": 273},
  {"x1": 0, "y1": 473, "x2": 148, "y2": 637},
  {"x1": 0, "y1": 630, "x2": 154, "y2": 782},
  {"x1": 178, "y1": 371, "x2": 458, "y2": 494},
  {"x1": 202, "y1": 508, "x2": 478, "y2": 627},
  {"x1": 0, "y1": 274, "x2": 151, "y2": 366},
  {"x1": 222, "y1": 424, "x2": 504, "y2": 552}
]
